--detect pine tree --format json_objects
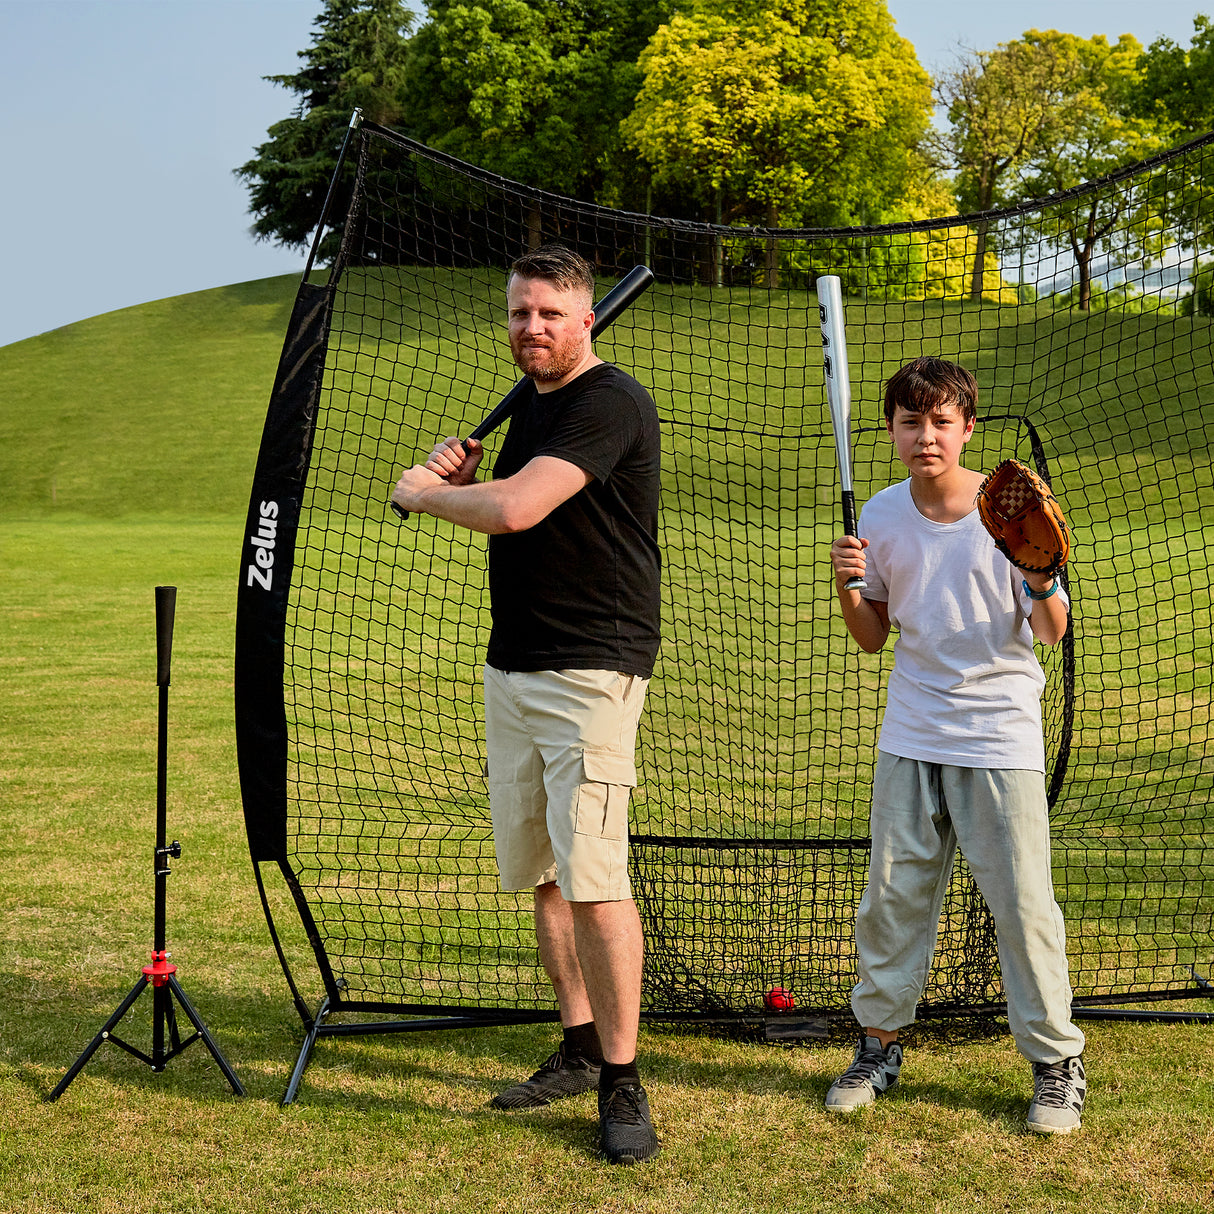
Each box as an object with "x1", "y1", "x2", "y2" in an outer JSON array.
[{"x1": 235, "y1": 0, "x2": 414, "y2": 254}]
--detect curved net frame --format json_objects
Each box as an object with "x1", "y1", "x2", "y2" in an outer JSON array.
[{"x1": 235, "y1": 123, "x2": 1214, "y2": 1051}]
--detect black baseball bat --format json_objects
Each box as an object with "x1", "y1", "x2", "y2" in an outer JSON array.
[{"x1": 391, "y1": 264, "x2": 655, "y2": 520}]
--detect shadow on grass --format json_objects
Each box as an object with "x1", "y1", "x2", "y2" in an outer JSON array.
[
  {"x1": 873, "y1": 1074, "x2": 1036, "y2": 1131},
  {"x1": 17, "y1": 972, "x2": 1036, "y2": 1152}
]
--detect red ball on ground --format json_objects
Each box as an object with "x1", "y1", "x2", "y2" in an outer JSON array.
[{"x1": 764, "y1": 986, "x2": 796, "y2": 1011}]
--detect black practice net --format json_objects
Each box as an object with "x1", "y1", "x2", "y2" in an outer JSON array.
[{"x1": 235, "y1": 121, "x2": 1213, "y2": 1048}]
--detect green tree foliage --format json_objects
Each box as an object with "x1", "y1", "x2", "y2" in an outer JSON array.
[
  {"x1": 400, "y1": 1, "x2": 666, "y2": 206},
  {"x1": 235, "y1": 0, "x2": 414, "y2": 254},
  {"x1": 771, "y1": 222, "x2": 1014, "y2": 302},
  {"x1": 621, "y1": 0, "x2": 931, "y2": 284},
  {"x1": 1179, "y1": 261, "x2": 1214, "y2": 317},
  {"x1": 1133, "y1": 15, "x2": 1214, "y2": 137},
  {"x1": 1130, "y1": 18, "x2": 1214, "y2": 253},
  {"x1": 934, "y1": 39, "x2": 1086, "y2": 301},
  {"x1": 1011, "y1": 31, "x2": 1170, "y2": 311}
]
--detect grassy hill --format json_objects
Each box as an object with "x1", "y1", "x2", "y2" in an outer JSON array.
[
  {"x1": 0, "y1": 275, "x2": 301, "y2": 519},
  {"x1": 3, "y1": 270, "x2": 1211, "y2": 527}
]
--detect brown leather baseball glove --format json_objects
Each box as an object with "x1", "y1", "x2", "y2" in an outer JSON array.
[{"x1": 976, "y1": 459, "x2": 1071, "y2": 576}]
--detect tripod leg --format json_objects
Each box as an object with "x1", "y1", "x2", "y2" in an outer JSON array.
[
  {"x1": 167, "y1": 976, "x2": 245, "y2": 1096},
  {"x1": 44, "y1": 976, "x2": 148, "y2": 1102},
  {"x1": 151, "y1": 980, "x2": 188, "y2": 1069}
]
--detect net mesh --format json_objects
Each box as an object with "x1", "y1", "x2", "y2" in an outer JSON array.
[{"x1": 247, "y1": 121, "x2": 1213, "y2": 1025}]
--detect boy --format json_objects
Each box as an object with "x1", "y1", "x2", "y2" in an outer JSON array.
[{"x1": 827, "y1": 356, "x2": 1087, "y2": 1134}]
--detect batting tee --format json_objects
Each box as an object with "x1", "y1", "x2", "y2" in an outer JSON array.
[{"x1": 234, "y1": 120, "x2": 1214, "y2": 1098}]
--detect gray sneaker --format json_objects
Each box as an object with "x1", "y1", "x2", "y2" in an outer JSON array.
[
  {"x1": 825, "y1": 1034, "x2": 904, "y2": 1112},
  {"x1": 490, "y1": 1044, "x2": 601, "y2": 1110},
  {"x1": 1027, "y1": 1056, "x2": 1086, "y2": 1134}
]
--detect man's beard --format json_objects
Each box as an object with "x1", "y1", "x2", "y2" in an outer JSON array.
[{"x1": 511, "y1": 333, "x2": 583, "y2": 381}]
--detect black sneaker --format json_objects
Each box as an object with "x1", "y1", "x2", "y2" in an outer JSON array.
[
  {"x1": 489, "y1": 1044, "x2": 601, "y2": 1110},
  {"x1": 1027, "y1": 1056, "x2": 1086, "y2": 1134},
  {"x1": 599, "y1": 1083, "x2": 661, "y2": 1165}
]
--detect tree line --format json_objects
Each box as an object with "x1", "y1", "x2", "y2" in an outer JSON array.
[{"x1": 235, "y1": 1, "x2": 1214, "y2": 306}]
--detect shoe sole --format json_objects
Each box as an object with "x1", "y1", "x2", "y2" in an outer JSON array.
[
  {"x1": 490, "y1": 1090, "x2": 593, "y2": 1110},
  {"x1": 603, "y1": 1147, "x2": 661, "y2": 1165},
  {"x1": 824, "y1": 1079, "x2": 893, "y2": 1113},
  {"x1": 1027, "y1": 1119, "x2": 1081, "y2": 1135}
]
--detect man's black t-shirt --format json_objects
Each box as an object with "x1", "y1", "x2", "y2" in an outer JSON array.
[{"x1": 485, "y1": 362, "x2": 661, "y2": 678}]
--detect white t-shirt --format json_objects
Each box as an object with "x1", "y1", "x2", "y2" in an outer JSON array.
[{"x1": 858, "y1": 478, "x2": 1066, "y2": 772}]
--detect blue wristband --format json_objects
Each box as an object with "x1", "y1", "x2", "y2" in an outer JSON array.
[{"x1": 1023, "y1": 578, "x2": 1058, "y2": 601}]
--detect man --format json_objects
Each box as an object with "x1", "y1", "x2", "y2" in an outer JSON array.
[{"x1": 391, "y1": 244, "x2": 662, "y2": 1165}]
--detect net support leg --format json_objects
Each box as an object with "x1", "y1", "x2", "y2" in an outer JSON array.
[{"x1": 282, "y1": 995, "x2": 331, "y2": 1106}]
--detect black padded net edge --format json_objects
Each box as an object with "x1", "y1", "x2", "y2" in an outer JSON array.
[{"x1": 234, "y1": 120, "x2": 1214, "y2": 1029}]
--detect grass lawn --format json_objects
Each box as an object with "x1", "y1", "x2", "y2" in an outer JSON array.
[{"x1": 2, "y1": 519, "x2": 1212, "y2": 1214}]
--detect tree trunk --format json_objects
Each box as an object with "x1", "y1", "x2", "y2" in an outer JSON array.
[
  {"x1": 699, "y1": 201, "x2": 716, "y2": 285},
  {"x1": 969, "y1": 165, "x2": 997, "y2": 304},
  {"x1": 1074, "y1": 202, "x2": 1100, "y2": 311},
  {"x1": 970, "y1": 217, "x2": 990, "y2": 303},
  {"x1": 643, "y1": 182, "x2": 653, "y2": 269},
  {"x1": 765, "y1": 202, "x2": 780, "y2": 290},
  {"x1": 713, "y1": 188, "x2": 724, "y2": 288},
  {"x1": 1076, "y1": 244, "x2": 1093, "y2": 311}
]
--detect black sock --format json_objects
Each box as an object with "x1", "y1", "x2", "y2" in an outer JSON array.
[
  {"x1": 599, "y1": 1058, "x2": 640, "y2": 1091},
  {"x1": 563, "y1": 1021, "x2": 603, "y2": 1064}
]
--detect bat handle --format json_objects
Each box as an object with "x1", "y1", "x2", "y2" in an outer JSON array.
[
  {"x1": 840, "y1": 490, "x2": 867, "y2": 591},
  {"x1": 390, "y1": 438, "x2": 475, "y2": 522}
]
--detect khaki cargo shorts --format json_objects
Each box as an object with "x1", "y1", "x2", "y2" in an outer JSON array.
[{"x1": 483, "y1": 666, "x2": 648, "y2": 902}]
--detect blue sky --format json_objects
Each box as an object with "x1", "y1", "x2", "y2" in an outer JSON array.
[{"x1": 0, "y1": 0, "x2": 1208, "y2": 348}]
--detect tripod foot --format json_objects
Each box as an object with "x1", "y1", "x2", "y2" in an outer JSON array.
[{"x1": 44, "y1": 972, "x2": 245, "y2": 1101}]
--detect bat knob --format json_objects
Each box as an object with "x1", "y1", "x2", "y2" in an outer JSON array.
[
  {"x1": 390, "y1": 501, "x2": 409, "y2": 521},
  {"x1": 844, "y1": 576, "x2": 867, "y2": 591}
]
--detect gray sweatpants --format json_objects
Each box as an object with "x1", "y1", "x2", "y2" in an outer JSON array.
[{"x1": 851, "y1": 752, "x2": 1086, "y2": 1064}]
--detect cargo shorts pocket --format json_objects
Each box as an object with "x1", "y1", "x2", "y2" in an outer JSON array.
[{"x1": 574, "y1": 747, "x2": 637, "y2": 842}]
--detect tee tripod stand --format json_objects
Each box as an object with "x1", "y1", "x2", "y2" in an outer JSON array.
[{"x1": 45, "y1": 586, "x2": 244, "y2": 1101}]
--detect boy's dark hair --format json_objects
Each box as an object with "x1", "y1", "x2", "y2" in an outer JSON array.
[
  {"x1": 509, "y1": 243, "x2": 595, "y2": 300},
  {"x1": 883, "y1": 356, "x2": 978, "y2": 424}
]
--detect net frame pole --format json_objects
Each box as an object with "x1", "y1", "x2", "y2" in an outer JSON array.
[{"x1": 302, "y1": 107, "x2": 363, "y2": 284}]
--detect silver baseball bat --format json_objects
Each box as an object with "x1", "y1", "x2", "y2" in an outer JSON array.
[{"x1": 816, "y1": 275, "x2": 866, "y2": 590}]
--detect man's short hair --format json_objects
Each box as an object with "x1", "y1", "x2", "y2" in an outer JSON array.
[
  {"x1": 509, "y1": 243, "x2": 595, "y2": 301},
  {"x1": 883, "y1": 356, "x2": 978, "y2": 424}
]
